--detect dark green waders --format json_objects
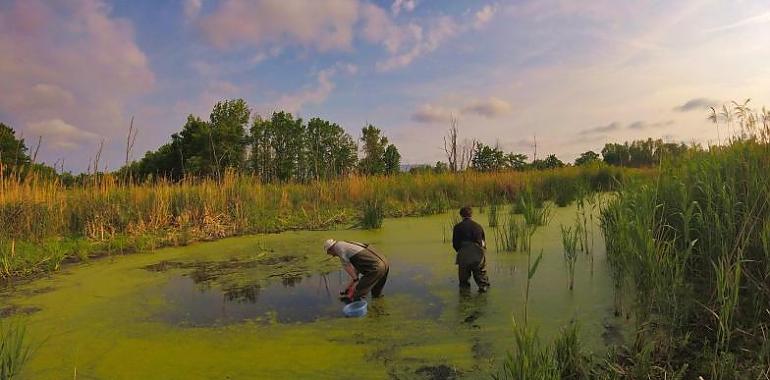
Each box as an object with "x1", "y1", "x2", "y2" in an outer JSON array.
[
  {"x1": 456, "y1": 242, "x2": 490, "y2": 289},
  {"x1": 349, "y1": 248, "x2": 389, "y2": 299}
]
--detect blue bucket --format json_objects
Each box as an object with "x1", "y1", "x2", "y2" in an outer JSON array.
[{"x1": 342, "y1": 300, "x2": 368, "y2": 318}]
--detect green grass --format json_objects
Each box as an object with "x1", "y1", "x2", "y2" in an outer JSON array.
[
  {"x1": 0, "y1": 166, "x2": 643, "y2": 281},
  {"x1": 488, "y1": 201, "x2": 499, "y2": 228},
  {"x1": 599, "y1": 136, "x2": 770, "y2": 377},
  {"x1": 0, "y1": 321, "x2": 31, "y2": 380},
  {"x1": 359, "y1": 197, "x2": 384, "y2": 229},
  {"x1": 560, "y1": 225, "x2": 580, "y2": 291},
  {"x1": 494, "y1": 213, "x2": 525, "y2": 253},
  {"x1": 495, "y1": 102, "x2": 770, "y2": 379}
]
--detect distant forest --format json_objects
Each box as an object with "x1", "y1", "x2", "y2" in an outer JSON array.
[{"x1": 0, "y1": 98, "x2": 693, "y2": 184}]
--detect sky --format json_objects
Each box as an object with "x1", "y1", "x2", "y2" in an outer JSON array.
[{"x1": 1, "y1": 0, "x2": 770, "y2": 172}]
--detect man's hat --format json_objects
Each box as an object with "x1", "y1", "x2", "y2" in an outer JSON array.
[{"x1": 323, "y1": 239, "x2": 337, "y2": 252}]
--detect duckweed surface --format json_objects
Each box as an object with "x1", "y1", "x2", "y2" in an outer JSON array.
[{"x1": 2, "y1": 204, "x2": 630, "y2": 379}]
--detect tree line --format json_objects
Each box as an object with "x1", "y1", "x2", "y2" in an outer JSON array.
[
  {"x1": 124, "y1": 99, "x2": 401, "y2": 182},
  {"x1": 1, "y1": 102, "x2": 694, "y2": 184}
]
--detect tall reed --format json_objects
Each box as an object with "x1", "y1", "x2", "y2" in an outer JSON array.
[
  {"x1": 493, "y1": 320, "x2": 559, "y2": 380},
  {"x1": 494, "y1": 213, "x2": 524, "y2": 253},
  {"x1": 359, "y1": 197, "x2": 384, "y2": 229},
  {"x1": 0, "y1": 321, "x2": 31, "y2": 380},
  {"x1": 519, "y1": 190, "x2": 547, "y2": 325},
  {"x1": 495, "y1": 321, "x2": 589, "y2": 380},
  {"x1": 600, "y1": 125, "x2": 770, "y2": 376},
  {"x1": 488, "y1": 201, "x2": 499, "y2": 228},
  {"x1": 0, "y1": 166, "x2": 642, "y2": 280},
  {"x1": 575, "y1": 188, "x2": 597, "y2": 274},
  {"x1": 560, "y1": 225, "x2": 580, "y2": 291}
]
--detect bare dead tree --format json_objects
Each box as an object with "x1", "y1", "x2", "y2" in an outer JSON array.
[
  {"x1": 208, "y1": 129, "x2": 222, "y2": 181},
  {"x1": 23, "y1": 135, "x2": 43, "y2": 179},
  {"x1": 443, "y1": 115, "x2": 459, "y2": 172},
  {"x1": 31, "y1": 136, "x2": 42, "y2": 164},
  {"x1": 122, "y1": 116, "x2": 139, "y2": 183},
  {"x1": 93, "y1": 139, "x2": 105, "y2": 175},
  {"x1": 458, "y1": 138, "x2": 477, "y2": 171},
  {"x1": 124, "y1": 116, "x2": 138, "y2": 167}
]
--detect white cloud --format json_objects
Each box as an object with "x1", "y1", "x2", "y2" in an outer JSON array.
[
  {"x1": 271, "y1": 63, "x2": 358, "y2": 113},
  {"x1": 578, "y1": 122, "x2": 622, "y2": 136},
  {"x1": 474, "y1": 4, "x2": 497, "y2": 29},
  {"x1": 375, "y1": 16, "x2": 458, "y2": 71},
  {"x1": 706, "y1": 11, "x2": 770, "y2": 33},
  {"x1": 0, "y1": 0, "x2": 154, "y2": 160},
  {"x1": 366, "y1": 3, "x2": 497, "y2": 71},
  {"x1": 197, "y1": 1, "x2": 496, "y2": 70},
  {"x1": 411, "y1": 104, "x2": 455, "y2": 123},
  {"x1": 411, "y1": 97, "x2": 511, "y2": 123},
  {"x1": 673, "y1": 98, "x2": 720, "y2": 112},
  {"x1": 391, "y1": 0, "x2": 416, "y2": 16},
  {"x1": 27, "y1": 119, "x2": 99, "y2": 150},
  {"x1": 462, "y1": 97, "x2": 511, "y2": 118},
  {"x1": 199, "y1": 0, "x2": 359, "y2": 51}
]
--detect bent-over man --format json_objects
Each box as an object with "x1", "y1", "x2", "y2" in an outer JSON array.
[{"x1": 324, "y1": 239, "x2": 389, "y2": 302}]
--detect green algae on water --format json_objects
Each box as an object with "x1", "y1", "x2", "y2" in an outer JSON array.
[{"x1": 2, "y1": 204, "x2": 629, "y2": 379}]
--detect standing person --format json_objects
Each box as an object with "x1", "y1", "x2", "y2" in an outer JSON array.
[
  {"x1": 324, "y1": 239, "x2": 389, "y2": 302},
  {"x1": 452, "y1": 206, "x2": 490, "y2": 292}
]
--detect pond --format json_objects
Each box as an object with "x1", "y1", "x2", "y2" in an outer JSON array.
[{"x1": 1, "y1": 203, "x2": 631, "y2": 379}]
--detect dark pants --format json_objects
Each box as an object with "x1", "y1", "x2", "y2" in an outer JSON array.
[
  {"x1": 349, "y1": 248, "x2": 389, "y2": 299},
  {"x1": 458, "y1": 255, "x2": 490, "y2": 289}
]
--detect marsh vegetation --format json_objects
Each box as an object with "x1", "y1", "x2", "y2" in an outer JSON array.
[{"x1": 495, "y1": 101, "x2": 770, "y2": 379}]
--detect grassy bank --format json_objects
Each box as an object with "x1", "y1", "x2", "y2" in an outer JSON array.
[
  {"x1": 0, "y1": 166, "x2": 645, "y2": 281},
  {"x1": 599, "y1": 138, "x2": 770, "y2": 378},
  {"x1": 495, "y1": 136, "x2": 770, "y2": 378}
]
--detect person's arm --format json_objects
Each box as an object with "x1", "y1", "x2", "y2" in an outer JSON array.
[
  {"x1": 480, "y1": 225, "x2": 487, "y2": 248},
  {"x1": 452, "y1": 224, "x2": 462, "y2": 252},
  {"x1": 344, "y1": 262, "x2": 358, "y2": 280}
]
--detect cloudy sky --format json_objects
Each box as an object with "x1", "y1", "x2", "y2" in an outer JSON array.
[{"x1": 2, "y1": 0, "x2": 769, "y2": 171}]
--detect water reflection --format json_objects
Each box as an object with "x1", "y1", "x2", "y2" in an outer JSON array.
[{"x1": 155, "y1": 265, "x2": 443, "y2": 326}]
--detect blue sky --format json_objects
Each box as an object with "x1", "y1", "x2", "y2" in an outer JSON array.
[{"x1": 1, "y1": 0, "x2": 769, "y2": 172}]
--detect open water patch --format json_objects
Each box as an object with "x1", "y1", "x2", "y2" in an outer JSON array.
[{"x1": 149, "y1": 257, "x2": 444, "y2": 326}]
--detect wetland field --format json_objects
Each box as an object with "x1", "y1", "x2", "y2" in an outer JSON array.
[{"x1": 2, "y1": 202, "x2": 624, "y2": 379}]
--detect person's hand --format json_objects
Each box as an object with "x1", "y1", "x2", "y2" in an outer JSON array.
[{"x1": 339, "y1": 278, "x2": 358, "y2": 295}]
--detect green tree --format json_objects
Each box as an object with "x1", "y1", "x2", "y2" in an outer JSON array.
[
  {"x1": 305, "y1": 117, "x2": 358, "y2": 180},
  {"x1": 542, "y1": 154, "x2": 565, "y2": 169},
  {"x1": 434, "y1": 161, "x2": 449, "y2": 173},
  {"x1": 358, "y1": 125, "x2": 388, "y2": 175},
  {"x1": 383, "y1": 144, "x2": 401, "y2": 175},
  {"x1": 133, "y1": 142, "x2": 184, "y2": 180},
  {"x1": 471, "y1": 143, "x2": 506, "y2": 172},
  {"x1": 0, "y1": 123, "x2": 30, "y2": 169},
  {"x1": 574, "y1": 151, "x2": 600, "y2": 166},
  {"x1": 601, "y1": 143, "x2": 630, "y2": 166},
  {"x1": 506, "y1": 153, "x2": 528, "y2": 171},
  {"x1": 265, "y1": 111, "x2": 305, "y2": 182},
  {"x1": 249, "y1": 115, "x2": 274, "y2": 182},
  {"x1": 208, "y1": 99, "x2": 250, "y2": 176},
  {"x1": 174, "y1": 115, "x2": 212, "y2": 177}
]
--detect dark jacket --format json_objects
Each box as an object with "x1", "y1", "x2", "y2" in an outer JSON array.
[
  {"x1": 452, "y1": 218, "x2": 486, "y2": 266},
  {"x1": 452, "y1": 218, "x2": 485, "y2": 252}
]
